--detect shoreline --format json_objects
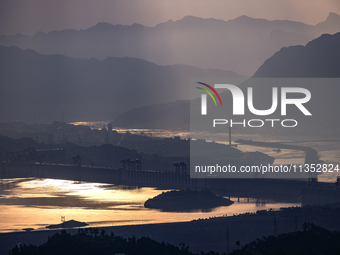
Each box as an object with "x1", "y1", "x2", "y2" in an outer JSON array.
[{"x1": 1, "y1": 204, "x2": 340, "y2": 255}]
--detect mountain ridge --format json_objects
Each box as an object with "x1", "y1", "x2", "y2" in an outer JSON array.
[
  {"x1": 0, "y1": 45, "x2": 244, "y2": 123},
  {"x1": 1, "y1": 13, "x2": 339, "y2": 76},
  {"x1": 112, "y1": 32, "x2": 340, "y2": 134},
  {"x1": 253, "y1": 32, "x2": 340, "y2": 77}
]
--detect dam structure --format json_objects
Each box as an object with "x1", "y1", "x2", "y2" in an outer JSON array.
[{"x1": 1, "y1": 161, "x2": 339, "y2": 206}]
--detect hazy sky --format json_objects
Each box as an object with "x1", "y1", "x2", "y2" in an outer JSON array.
[{"x1": 1, "y1": 0, "x2": 340, "y2": 36}]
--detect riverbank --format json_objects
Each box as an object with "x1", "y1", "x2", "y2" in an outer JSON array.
[{"x1": 1, "y1": 204, "x2": 339, "y2": 255}]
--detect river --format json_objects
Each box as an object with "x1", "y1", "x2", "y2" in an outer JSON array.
[
  {"x1": 0, "y1": 178, "x2": 299, "y2": 233},
  {"x1": 2, "y1": 123, "x2": 333, "y2": 234}
]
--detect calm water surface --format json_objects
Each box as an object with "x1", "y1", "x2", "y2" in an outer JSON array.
[{"x1": 0, "y1": 178, "x2": 299, "y2": 233}]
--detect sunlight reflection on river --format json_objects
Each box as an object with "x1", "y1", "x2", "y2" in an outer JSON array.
[{"x1": 0, "y1": 178, "x2": 299, "y2": 233}]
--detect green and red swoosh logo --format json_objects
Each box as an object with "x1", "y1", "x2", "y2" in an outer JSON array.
[{"x1": 196, "y1": 82, "x2": 222, "y2": 106}]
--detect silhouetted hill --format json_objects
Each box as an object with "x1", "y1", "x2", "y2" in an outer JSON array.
[
  {"x1": 0, "y1": 45, "x2": 241, "y2": 123},
  {"x1": 253, "y1": 32, "x2": 340, "y2": 77},
  {"x1": 9, "y1": 229, "x2": 203, "y2": 255},
  {"x1": 231, "y1": 32, "x2": 340, "y2": 135},
  {"x1": 0, "y1": 135, "x2": 43, "y2": 152},
  {"x1": 230, "y1": 223, "x2": 340, "y2": 255},
  {"x1": 1, "y1": 13, "x2": 339, "y2": 76},
  {"x1": 0, "y1": 134, "x2": 185, "y2": 170}
]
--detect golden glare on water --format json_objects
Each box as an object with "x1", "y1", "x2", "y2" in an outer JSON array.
[
  {"x1": 68, "y1": 121, "x2": 191, "y2": 138},
  {"x1": 0, "y1": 178, "x2": 299, "y2": 233}
]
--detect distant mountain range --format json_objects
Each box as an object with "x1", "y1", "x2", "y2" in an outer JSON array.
[
  {"x1": 112, "y1": 32, "x2": 340, "y2": 135},
  {"x1": 1, "y1": 13, "x2": 339, "y2": 76},
  {"x1": 0, "y1": 45, "x2": 243, "y2": 123}
]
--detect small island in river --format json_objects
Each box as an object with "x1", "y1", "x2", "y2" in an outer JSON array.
[
  {"x1": 144, "y1": 189, "x2": 234, "y2": 212},
  {"x1": 46, "y1": 220, "x2": 88, "y2": 229}
]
